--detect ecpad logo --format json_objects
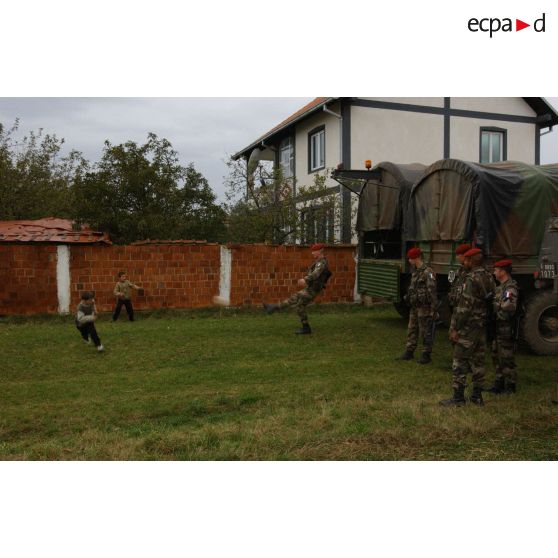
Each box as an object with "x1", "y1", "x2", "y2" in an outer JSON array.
[{"x1": 468, "y1": 13, "x2": 546, "y2": 37}]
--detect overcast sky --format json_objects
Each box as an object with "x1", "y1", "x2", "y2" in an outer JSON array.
[{"x1": 1, "y1": 97, "x2": 557, "y2": 201}]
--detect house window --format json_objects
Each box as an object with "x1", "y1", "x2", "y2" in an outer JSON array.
[
  {"x1": 480, "y1": 127, "x2": 507, "y2": 163},
  {"x1": 279, "y1": 137, "x2": 294, "y2": 179},
  {"x1": 308, "y1": 126, "x2": 325, "y2": 172},
  {"x1": 300, "y1": 204, "x2": 334, "y2": 244}
]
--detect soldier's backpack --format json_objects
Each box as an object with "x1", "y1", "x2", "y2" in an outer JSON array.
[{"x1": 320, "y1": 267, "x2": 333, "y2": 287}]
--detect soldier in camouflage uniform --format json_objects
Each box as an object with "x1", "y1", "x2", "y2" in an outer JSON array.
[
  {"x1": 397, "y1": 247, "x2": 438, "y2": 365},
  {"x1": 263, "y1": 243, "x2": 331, "y2": 334},
  {"x1": 440, "y1": 248, "x2": 496, "y2": 406},
  {"x1": 447, "y1": 243, "x2": 471, "y2": 311},
  {"x1": 487, "y1": 259, "x2": 519, "y2": 394}
]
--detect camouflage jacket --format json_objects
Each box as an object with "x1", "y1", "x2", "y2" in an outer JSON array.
[
  {"x1": 451, "y1": 266, "x2": 496, "y2": 332},
  {"x1": 304, "y1": 256, "x2": 330, "y2": 293},
  {"x1": 407, "y1": 263, "x2": 437, "y2": 310},
  {"x1": 493, "y1": 277, "x2": 519, "y2": 323},
  {"x1": 448, "y1": 265, "x2": 467, "y2": 307}
]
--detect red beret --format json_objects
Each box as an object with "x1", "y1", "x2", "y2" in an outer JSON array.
[
  {"x1": 407, "y1": 247, "x2": 422, "y2": 259},
  {"x1": 310, "y1": 243, "x2": 325, "y2": 251},
  {"x1": 455, "y1": 243, "x2": 472, "y2": 255},
  {"x1": 464, "y1": 248, "x2": 482, "y2": 258},
  {"x1": 494, "y1": 259, "x2": 513, "y2": 268}
]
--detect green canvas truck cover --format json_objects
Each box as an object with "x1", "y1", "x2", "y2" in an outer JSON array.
[
  {"x1": 406, "y1": 159, "x2": 558, "y2": 258},
  {"x1": 356, "y1": 162, "x2": 426, "y2": 232}
]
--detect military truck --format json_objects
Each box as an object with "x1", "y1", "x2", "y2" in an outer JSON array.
[
  {"x1": 332, "y1": 161, "x2": 426, "y2": 317},
  {"x1": 333, "y1": 159, "x2": 558, "y2": 355}
]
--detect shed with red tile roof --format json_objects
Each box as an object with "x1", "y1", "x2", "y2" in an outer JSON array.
[{"x1": 0, "y1": 218, "x2": 111, "y2": 244}]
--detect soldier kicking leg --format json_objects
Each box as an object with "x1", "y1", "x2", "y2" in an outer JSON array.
[
  {"x1": 263, "y1": 244, "x2": 330, "y2": 335},
  {"x1": 264, "y1": 290, "x2": 314, "y2": 334}
]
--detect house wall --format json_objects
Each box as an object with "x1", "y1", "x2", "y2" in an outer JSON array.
[
  {"x1": 274, "y1": 97, "x2": 540, "y2": 244},
  {"x1": 359, "y1": 97, "x2": 445, "y2": 107},
  {"x1": 350, "y1": 105, "x2": 444, "y2": 167},
  {"x1": 450, "y1": 97, "x2": 536, "y2": 117},
  {"x1": 449, "y1": 118, "x2": 536, "y2": 163},
  {"x1": 293, "y1": 100, "x2": 342, "y2": 189},
  {"x1": 0, "y1": 243, "x2": 358, "y2": 315}
]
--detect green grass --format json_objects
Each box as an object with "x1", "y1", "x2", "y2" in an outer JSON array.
[{"x1": 1, "y1": 304, "x2": 557, "y2": 460}]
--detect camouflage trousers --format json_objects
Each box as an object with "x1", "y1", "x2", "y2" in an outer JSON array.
[
  {"x1": 279, "y1": 288, "x2": 318, "y2": 322},
  {"x1": 405, "y1": 307, "x2": 435, "y2": 354},
  {"x1": 491, "y1": 326, "x2": 517, "y2": 383},
  {"x1": 452, "y1": 327, "x2": 486, "y2": 389}
]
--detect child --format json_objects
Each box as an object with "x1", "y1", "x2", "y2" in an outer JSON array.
[
  {"x1": 76, "y1": 291, "x2": 104, "y2": 352},
  {"x1": 112, "y1": 271, "x2": 141, "y2": 322}
]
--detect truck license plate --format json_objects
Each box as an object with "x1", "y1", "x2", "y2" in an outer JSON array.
[{"x1": 540, "y1": 263, "x2": 557, "y2": 279}]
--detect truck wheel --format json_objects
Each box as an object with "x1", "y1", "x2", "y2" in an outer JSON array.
[
  {"x1": 522, "y1": 291, "x2": 558, "y2": 355},
  {"x1": 393, "y1": 300, "x2": 409, "y2": 320}
]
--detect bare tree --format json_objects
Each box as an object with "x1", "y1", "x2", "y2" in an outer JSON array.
[{"x1": 224, "y1": 156, "x2": 342, "y2": 244}]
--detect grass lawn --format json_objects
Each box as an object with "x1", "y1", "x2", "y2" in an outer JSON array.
[{"x1": 1, "y1": 304, "x2": 557, "y2": 460}]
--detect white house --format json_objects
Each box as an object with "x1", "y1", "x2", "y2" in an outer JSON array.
[{"x1": 233, "y1": 97, "x2": 558, "y2": 244}]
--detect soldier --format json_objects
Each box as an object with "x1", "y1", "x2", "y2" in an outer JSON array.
[
  {"x1": 440, "y1": 248, "x2": 496, "y2": 407},
  {"x1": 397, "y1": 247, "x2": 438, "y2": 364},
  {"x1": 263, "y1": 243, "x2": 331, "y2": 334},
  {"x1": 448, "y1": 243, "x2": 471, "y2": 311},
  {"x1": 487, "y1": 259, "x2": 519, "y2": 394}
]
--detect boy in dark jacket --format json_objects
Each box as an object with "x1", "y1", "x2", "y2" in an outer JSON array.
[{"x1": 76, "y1": 292, "x2": 104, "y2": 352}]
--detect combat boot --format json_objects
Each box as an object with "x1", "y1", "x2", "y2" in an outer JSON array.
[
  {"x1": 487, "y1": 377, "x2": 505, "y2": 394},
  {"x1": 505, "y1": 381, "x2": 516, "y2": 394},
  {"x1": 263, "y1": 303, "x2": 280, "y2": 315},
  {"x1": 417, "y1": 352, "x2": 431, "y2": 365},
  {"x1": 470, "y1": 386, "x2": 484, "y2": 406},
  {"x1": 439, "y1": 386, "x2": 466, "y2": 407},
  {"x1": 295, "y1": 322, "x2": 312, "y2": 335},
  {"x1": 396, "y1": 350, "x2": 414, "y2": 361}
]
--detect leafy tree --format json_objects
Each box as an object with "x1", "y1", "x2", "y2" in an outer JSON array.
[
  {"x1": 224, "y1": 156, "x2": 341, "y2": 244},
  {"x1": 72, "y1": 133, "x2": 226, "y2": 244},
  {"x1": 0, "y1": 120, "x2": 87, "y2": 220}
]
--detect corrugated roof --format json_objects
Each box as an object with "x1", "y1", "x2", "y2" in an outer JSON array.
[
  {"x1": 0, "y1": 217, "x2": 112, "y2": 244},
  {"x1": 233, "y1": 97, "x2": 333, "y2": 159}
]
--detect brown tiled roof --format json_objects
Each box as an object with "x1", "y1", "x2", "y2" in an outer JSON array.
[
  {"x1": 233, "y1": 97, "x2": 334, "y2": 159},
  {"x1": 0, "y1": 217, "x2": 112, "y2": 244},
  {"x1": 264, "y1": 97, "x2": 330, "y2": 138}
]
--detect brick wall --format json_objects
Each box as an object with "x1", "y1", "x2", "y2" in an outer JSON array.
[
  {"x1": 229, "y1": 244, "x2": 356, "y2": 306},
  {"x1": 0, "y1": 243, "x2": 357, "y2": 315},
  {"x1": 0, "y1": 245, "x2": 59, "y2": 315},
  {"x1": 70, "y1": 244, "x2": 221, "y2": 313}
]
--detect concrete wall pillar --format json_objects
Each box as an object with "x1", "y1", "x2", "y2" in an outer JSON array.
[
  {"x1": 353, "y1": 249, "x2": 361, "y2": 303},
  {"x1": 56, "y1": 245, "x2": 71, "y2": 314},
  {"x1": 219, "y1": 245, "x2": 232, "y2": 305}
]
